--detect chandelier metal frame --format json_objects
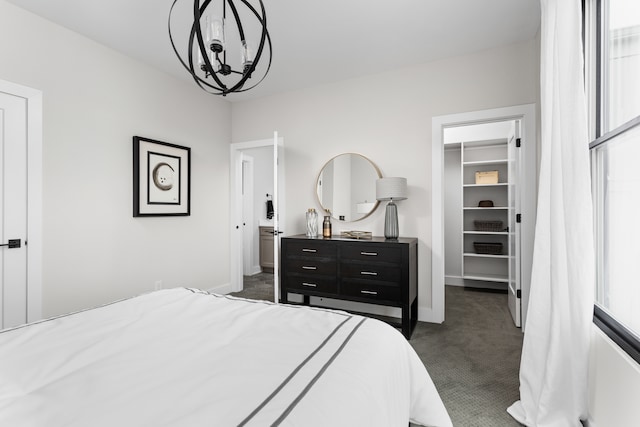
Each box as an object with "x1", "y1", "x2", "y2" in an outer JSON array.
[{"x1": 168, "y1": 0, "x2": 272, "y2": 96}]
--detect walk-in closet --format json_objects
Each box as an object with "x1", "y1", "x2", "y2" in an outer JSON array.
[{"x1": 443, "y1": 120, "x2": 534, "y2": 327}]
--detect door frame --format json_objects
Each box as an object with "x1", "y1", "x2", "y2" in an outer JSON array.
[
  {"x1": 431, "y1": 104, "x2": 536, "y2": 328},
  {"x1": 0, "y1": 79, "x2": 42, "y2": 323},
  {"x1": 229, "y1": 136, "x2": 284, "y2": 293}
]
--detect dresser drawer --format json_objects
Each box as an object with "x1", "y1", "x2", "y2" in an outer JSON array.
[
  {"x1": 339, "y1": 244, "x2": 402, "y2": 264},
  {"x1": 341, "y1": 280, "x2": 401, "y2": 302},
  {"x1": 286, "y1": 276, "x2": 338, "y2": 294},
  {"x1": 339, "y1": 262, "x2": 401, "y2": 283},
  {"x1": 284, "y1": 258, "x2": 337, "y2": 276},
  {"x1": 284, "y1": 240, "x2": 336, "y2": 259}
]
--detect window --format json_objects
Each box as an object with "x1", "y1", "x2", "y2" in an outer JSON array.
[
  {"x1": 587, "y1": 0, "x2": 640, "y2": 362},
  {"x1": 599, "y1": 0, "x2": 640, "y2": 132}
]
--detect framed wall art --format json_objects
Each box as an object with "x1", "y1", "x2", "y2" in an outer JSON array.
[{"x1": 133, "y1": 136, "x2": 191, "y2": 217}]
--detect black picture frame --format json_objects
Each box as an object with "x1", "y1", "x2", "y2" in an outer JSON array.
[{"x1": 133, "y1": 136, "x2": 191, "y2": 217}]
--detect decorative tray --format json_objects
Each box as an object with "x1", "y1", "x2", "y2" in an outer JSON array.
[{"x1": 340, "y1": 231, "x2": 373, "y2": 240}]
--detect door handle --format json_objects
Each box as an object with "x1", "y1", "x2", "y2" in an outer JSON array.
[{"x1": 0, "y1": 239, "x2": 21, "y2": 249}]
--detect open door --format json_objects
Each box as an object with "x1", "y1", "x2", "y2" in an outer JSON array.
[
  {"x1": 272, "y1": 132, "x2": 284, "y2": 303},
  {"x1": 230, "y1": 135, "x2": 284, "y2": 295},
  {"x1": 507, "y1": 122, "x2": 522, "y2": 327},
  {"x1": 1, "y1": 91, "x2": 28, "y2": 329}
]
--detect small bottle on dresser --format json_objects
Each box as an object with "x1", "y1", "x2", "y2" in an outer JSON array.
[{"x1": 322, "y1": 213, "x2": 332, "y2": 238}]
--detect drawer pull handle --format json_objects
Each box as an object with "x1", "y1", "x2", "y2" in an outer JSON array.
[
  {"x1": 302, "y1": 248, "x2": 317, "y2": 253},
  {"x1": 361, "y1": 290, "x2": 378, "y2": 295},
  {"x1": 360, "y1": 271, "x2": 378, "y2": 276},
  {"x1": 302, "y1": 282, "x2": 317, "y2": 287},
  {"x1": 302, "y1": 266, "x2": 317, "y2": 270},
  {"x1": 360, "y1": 251, "x2": 378, "y2": 256}
]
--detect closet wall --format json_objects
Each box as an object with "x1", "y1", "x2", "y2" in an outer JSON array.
[{"x1": 444, "y1": 146, "x2": 463, "y2": 281}]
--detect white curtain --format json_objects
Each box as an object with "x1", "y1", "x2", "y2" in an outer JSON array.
[{"x1": 507, "y1": 0, "x2": 595, "y2": 426}]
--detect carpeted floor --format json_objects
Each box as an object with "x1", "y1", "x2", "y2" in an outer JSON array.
[
  {"x1": 232, "y1": 273, "x2": 523, "y2": 427},
  {"x1": 411, "y1": 287, "x2": 523, "y2": 427}
]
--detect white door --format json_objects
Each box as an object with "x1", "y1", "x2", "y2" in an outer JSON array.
[
  {"x1": 0, "y1": 91, "x2": 28, "y2": 329},
  {"x1": 507, "y1": 122, "x2": 522, "y2": 327}
]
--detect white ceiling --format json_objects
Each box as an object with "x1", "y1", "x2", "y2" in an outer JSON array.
[{"x1": 5, "y1": 0, "x2": 541, "y2": 102}]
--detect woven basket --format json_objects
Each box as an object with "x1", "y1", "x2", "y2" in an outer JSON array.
[
  {"x1": 478, "y1": 200, "x2": 494, "y2": 207},
  {"x1": 474, "y1": 220, "x2": 503, "y2": 232},
  {"x1": 474, "y1": 242, "x2": 503, "y2": 255}
]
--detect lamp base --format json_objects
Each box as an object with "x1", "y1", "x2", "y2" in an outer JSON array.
[{"x1": 384, "y1": 201, "x2": 399, "y2": 240}]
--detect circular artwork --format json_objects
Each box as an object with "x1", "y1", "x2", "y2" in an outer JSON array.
[{"x1": 152, "y1": 162, "x2": 175, "y2": 191}]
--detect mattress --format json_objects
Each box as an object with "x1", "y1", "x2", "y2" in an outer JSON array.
[{"x1": 0, "y1": 288, "x2": 452, "y2": 426}]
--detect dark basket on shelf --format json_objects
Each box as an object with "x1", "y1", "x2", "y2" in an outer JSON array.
[
  {"x1": 473, "y1": 242, "x2": 503, "y2": 255},
  {"x1": 478, "y1": 200, "x2": 494, "y2": 207},
  {"x1": 474, "y1": 220, "x2": 503, "y2": 232}
]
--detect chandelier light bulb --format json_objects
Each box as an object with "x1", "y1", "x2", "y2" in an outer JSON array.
[
  {"x1": 242, "y1": 40, "x2": 255, "y2": 75},
  {"x1": 197, "y1": 48, "x2": 205, "y2": 71},
  {"x1": 208, "y1": 16, "x2": 224, "y2": 53}
]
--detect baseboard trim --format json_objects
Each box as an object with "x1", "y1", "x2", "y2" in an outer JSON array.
[
  {"x1": 207, "y1": 283, "x2": 233, "y2": 295},
  {"x1": 418, "y1": 307, "x2": 442, "y2": 324},
  {"x1": 445, "y1": 275, "x2": 465, "y2": 286},
  {"x1": 446, "y1": 281, "x2": 508, "y2": 292}
]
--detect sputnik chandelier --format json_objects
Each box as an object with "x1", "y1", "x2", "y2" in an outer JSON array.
[{"x1": 168, "y1": 0, "x2": 272, "y2": 96}]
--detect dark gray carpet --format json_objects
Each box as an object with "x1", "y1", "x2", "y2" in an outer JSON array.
[
  {"x1": 410, "y1": 287, "x2": 523, "y2": 426},
  {"x1": 234, "y1": 273, "x2": 275, "y2": 302},
  {"x1": 232, "y1": 274, "x2": 523, "y2": 427}
]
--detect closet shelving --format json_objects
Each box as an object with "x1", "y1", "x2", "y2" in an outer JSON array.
[{"x1": 461, "y1": 140, "x2": 512, "y2": 284}]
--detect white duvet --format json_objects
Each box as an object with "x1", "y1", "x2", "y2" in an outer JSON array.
[{"x1": 0, "y1": 288, "x2": 452, "y2": 426}]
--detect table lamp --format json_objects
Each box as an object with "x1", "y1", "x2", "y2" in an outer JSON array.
[{"x1": 376, "y1": 177, "x2": 408, "y2": 239}]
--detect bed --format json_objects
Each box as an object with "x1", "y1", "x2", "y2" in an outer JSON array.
[{"x1": 0, "y1": 288, "x2": 452, "y2": 426}]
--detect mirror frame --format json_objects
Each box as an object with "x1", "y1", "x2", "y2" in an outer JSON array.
[{"x1": 315, "y1": 153, "x2": 382, "y2": 222}]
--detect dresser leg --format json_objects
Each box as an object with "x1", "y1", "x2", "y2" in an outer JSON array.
[
  {"x1": 402, "y1": 304, "x2": 410, "y2": 339},
  {"x1": 402, "y1": 298, "x2": 419, "y2": 340}
]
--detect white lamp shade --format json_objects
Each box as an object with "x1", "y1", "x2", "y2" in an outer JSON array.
[{"x1": 376, "y1": 177, "x2": 408, "y2": 201}]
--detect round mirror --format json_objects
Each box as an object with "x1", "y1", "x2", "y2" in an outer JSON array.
[{"x1": 316, "y1": 153, "x2": 382, "y2": 222}]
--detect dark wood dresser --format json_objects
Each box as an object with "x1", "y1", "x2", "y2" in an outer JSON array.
[{"x1": 280, "y1": 235, "x2": 418, "y2": 339}]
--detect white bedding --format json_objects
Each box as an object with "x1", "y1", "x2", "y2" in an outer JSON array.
[{"x1": 0, "y1": 288, "x2": 452, "y2": 426}]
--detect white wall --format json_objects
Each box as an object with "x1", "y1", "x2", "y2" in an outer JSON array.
[
  {"x1": 231, "y1": 39, "x2": 539, "y2": 316},
  {"x1": 444, "y1": 120, "x2": 514, "y2": 143},
  {"x1": 444, "y1": 146, "x2": 462, "y2": 281},
  {"x1": 588, "y1": 327, "x2": 640, "y2": 426},
  {"x1": 0, "y1": 0, "x2": 232, "y2": 317}
]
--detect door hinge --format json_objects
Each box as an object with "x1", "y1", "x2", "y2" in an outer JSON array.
[
  {"x1": 516, "y1": 138, "x2": 521, "y2": 147},
  {"x1": 516, "y1": 213, "x2": 522, "y2": 223},
  {"x1": 517, "y1": 289, "x2": 522, "y2": 298}
]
